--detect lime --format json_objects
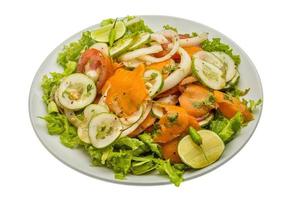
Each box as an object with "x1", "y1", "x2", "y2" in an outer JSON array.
[
  {"x1": 91, "y1": 21, "x2": 126, "y2": 43},
  {"x1": 178, "y1": 130, "x2": 225, "y2": 169}
]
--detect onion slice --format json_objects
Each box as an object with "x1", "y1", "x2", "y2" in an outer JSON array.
[
  {"x1": 158, "y1": 47, "x2": 191, "y2": 94},
  {"x1": 179, "y1": 32, "x2": 208, "y2": 47},
  {"x1": 139, "y1": 30, "x2": 179, "y2": 63},
  {"x1": 151, "y1": 33, "x2": 169, "y2": 44},
  {"x1": 119, "y1": 43, "x2": 162, "y2": 61}
]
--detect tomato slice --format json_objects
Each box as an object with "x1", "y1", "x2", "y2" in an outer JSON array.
[{"x1": 77, "y1": 48, "x2": 113, "y2": 91}]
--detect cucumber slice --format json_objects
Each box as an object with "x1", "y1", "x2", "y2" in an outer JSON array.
[
  {"x1": 109, "y1": 37, "x2": 134, "y2": 57},
  {"x1": 91, "y1": 21, "x2": 126, "y2": 43},
  {"x1": 120, "y1": 104, "x2": 144, "y2": 126},
  {"x1": 58, "y1": 73, "x2": 96, "y2": 110},
  {"x1": 84, "y1": 104, "x2": 109, "y2": 120},
  {"x1": 151, "y1": 104, "x2": 164, "y2": 118},
  {"x1": 89, "y1": 113, "x2": 122, "y2": 148},
  {"x1": 198, "y1": 113, "x2": 214, "y2": 127},
  {"x1": 224, "y1": 71, "x2": 240, "y2": 89},
  {"x1": 144, "y1": 69, "x2": 164, "y2": 97},
  {"x1": 77, "y1": 104, "x2": 109, "y2": 144},
  {"x1": 212, "y1": 51, "x2": 236, "y2": 82},
  {"x1": 193, "y1": 51, "x2": 226, "y2": 74},
  {"x1": 178, "y1": 130, "x2": 225, "y2": 169},
  {"x1": 192, "y1": 58, "x2": 226, "y2": 90},
  {"x1": 129, "y1": 32, "x2": 151, "y2": 50}
]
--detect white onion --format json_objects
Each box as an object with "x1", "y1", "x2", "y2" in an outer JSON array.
[
  {"x1": 151, "y1": 33, "x2": 169, "y2": 44},
  {"x1": 157, "y1": 95, "x2": 178, "y2": 105},
  {"x1": 158, "y1": 47, "x2": 191, "y2": 94},
  {"x1": 139, "y1": 30, "x2": 179, "y2": 63},
  {"x1": 90, "y1": 43, "x2": 109, "y2": 56},
  {"x1": 122, "y1": 59, "x2": 144, "y2": 69},
  {"x1": 179, "y1": 32, "x2": 208, "y2": 47},
  {"x1": 119, "y1": 43, "x2": 163, "y2": 61}
]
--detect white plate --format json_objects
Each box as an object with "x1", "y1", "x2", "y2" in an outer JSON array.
[{"x1": 29, "y1": 15, "x2": 263, "y2": 185}]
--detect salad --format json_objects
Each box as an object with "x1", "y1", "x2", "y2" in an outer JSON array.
[{"x1": 40, "y1": 16, "x2": 262, "y2": 186}]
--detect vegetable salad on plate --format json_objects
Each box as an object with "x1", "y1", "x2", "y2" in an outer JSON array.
[{"x1": 40, "y1": 16, "x2": 262, "y2": 186}]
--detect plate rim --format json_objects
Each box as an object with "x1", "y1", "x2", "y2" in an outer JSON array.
[{"x1": 28, "y1": 14, "x2": 264, "y2": 186}]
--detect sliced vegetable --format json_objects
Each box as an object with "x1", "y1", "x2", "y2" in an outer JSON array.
[
  {"x1": 198, "y1": 113, "x2": 214, "y2": 127},
  {"x1": 129, "y1": 32, "x2": 151, "y2": 50},
  {"x1": 120, "y1": 103, "x2": 144, "y2": 126},
  {"x1": 144, "y1": 69, "x2": 164, "y2": 97},
  {"x1": 90, "y1": 43, "x2": 109, "y2": 56},
  {"x1": 192, "y1": 58, "x2": 226, "y2": 90},
  {"x1": 193, "y1": 51, "x2": 226, "y2": 73},
  {"x1": 212, "y1": 51, "x2": 236, "y2": 82},
  {"x1": 57, "y1": 73, "x2": 96, "y2": 110},
  {"x1": 151, "y1": 104, "x2": 164, "y2": 118},
  {"x1": 178, "y1": 130, "x2": 225, "y2": 169},
  {"x1": 224, "y1": 71, "x2": 239, "y2": 88},
  {"x1": 84, "y1": 104, "x2": 109, "y2": 120},
  {"x1": 128, "y1": 114, "x2": 156, "y2": 137},
  {"x1": 109, "y1": 37, "x2": 134, "y2": 57},
  {"x1": 91, "y1": 21, "x2": 126, "y2": 43},
  {"x1": 159, "y1": 47, "x2": 192, "y2": 94},
  {"x1": 88, "y1": 113, "x2": 122, "y2": 148}
]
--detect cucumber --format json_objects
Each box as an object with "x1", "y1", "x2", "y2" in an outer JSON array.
[
  {"x1": 178, "y1": 130, "x2": 225, "y2": 169},
  {"x1": 129, "y1": 32, "x2": 151, "y2": 50},
  {"x1": 144, "y1": 69, "x2": 164, "y2": 97},
  {"x1": 151, "y1": 104, "x2": 164, "y2": 118},
  {"x1": 109, "y1": 37, "x2": 134, "y2": 57},
  {"x1": 198, "y1": 113, "x2": 214, "y2": 127},
  {"x1": 193, "y1": 51, "x2": 226, "y2": 74},
  {"x1": 57, "y1": 73, "x2": 96, "y2": 110},
  {"x1": 120, "y1": 104, "x2": 144, "y2": 126},
  {"x1": 212, "y1": 51, "x2": 236, "y2": 82},
  {"x1": 83, "y1": 104, "x2": 109, "y2": 121},
  {"x1": 89, "y1": 113, "x2": 122, "y2": 148},
  {"x1": 91, "y1": 21, "x2": 126, "y2": 43},
  {"x1": 192, "y1": 58, "x2": 226, "y2": 90},
  {"x1": 224, "y1": 70, "x2": 240, "y2": 89}
]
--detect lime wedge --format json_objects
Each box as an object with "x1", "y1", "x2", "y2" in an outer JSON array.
[
  {"x1": 178, "y1": 130, "x2": 225, "y2": 169},
  {"x1": 91, "y1": 21, "x2": 126, "y2": 43}
]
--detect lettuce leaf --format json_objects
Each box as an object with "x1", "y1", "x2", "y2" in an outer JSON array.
[
  {"x1": 138, "y1": 133, "x2": 162, "y2": 157},
  {"x1": 124, "y1": 16, "x2": 153, "y2": 34},
  {"x1": 57, "y1": 31, "x2": 94, "y2": 67},
  {"x1": 106, "y1": 151, "x2": 133, "y2": 179},
  {"x1": 163, "y1": 24, "x2": 177, "y2": 32},
  {"x1": 41, "y1": 61, "x2": 77, "y2": 105},
  {"x1": 40, "y1": 113, "x2": 80, "y2": 148},
  {"x1": 201, "y1": 38, "x2": 241, "y2": 65},
  {"x1": 210, "y1": 112, "x2": 243, "y2": 143},
  {"x1": 114, "y1": 137, "x2": 148, "y2": 156},
  {"x1": 131, "y1": 156, "x2": 157, "y2": 175},
  {"x1": 155, "y1": 159, "x2": 184, "y2": 186},
  {"x1": 100, "y1": 18, "x2": 115, "y2": 26},
  {"x1": 85, "y1": 145, "x2": 104, "y2": 166}
]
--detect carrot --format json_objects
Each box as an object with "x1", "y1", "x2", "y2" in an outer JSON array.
[
  {"x1": 161, "y1": 138, "x2": 182, "y2": 163},
  {"x1": 183, "y1": 46, "x2": 203, "y2": 57},
  {"x1": 128, "y1": 114, "x2": 156, "y2": 137},
  {"x1": 178, "y1": 84, "x2": 214, "y2": 117},
  {"x1": 155, "y1": 85, "x2": 180, "y2": 99},
  {"x1": 213, "y1": 91, "x2": 253, "y2": 121},
  {"x1": 153, "y1": 104, "x2": 200, "y2": 143},
  {"x1": 105, "y1": 65, "x2": 148, "y2": 116}
]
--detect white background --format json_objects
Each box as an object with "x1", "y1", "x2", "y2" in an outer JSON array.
[{"x1": 0, "y1": 0, "x2": 284, "y2": 199}]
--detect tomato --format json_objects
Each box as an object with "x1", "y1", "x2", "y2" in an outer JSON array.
[{"x1": 77, "y1": 48, "x2": 113, "y2": 91}]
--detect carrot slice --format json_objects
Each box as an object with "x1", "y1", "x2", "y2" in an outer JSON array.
[
  {"x1": 183, "y1": 46, "x2": 203, "y2": 57},
  {"x1": 153, "y1": 104, "x2": 200, "y2": 143},
  {"x1": 213, "y1": 91, "x2": 253, "y2": 121},
  {"x1": 128, "y1": 114, "x2": 156, "y2": 137},
  {"x1": 178, "y1": 84, "x2": 214, "y2": 117},
  {"x1": 105, "y1": 65, "x2": 148, "y2": 116},
  {"x1": 161, "y1": 138, "x2": 182, "y2": 163}
]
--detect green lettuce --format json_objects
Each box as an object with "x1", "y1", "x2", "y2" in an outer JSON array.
[
  {"x1": 124, "y1": 16, "x2": 153, "y2": 34},
  {"x1": 41, "y1": 61, "x2": 76, "y2": 105},
  {"x1": 57, "y1": 31, "x2": 94, "y2": 67},
  {"x1": 210, "y1": 112, "x2": 243, "y2": 143},
  {"x1": 201, "y1": 38, "x2": 241, "y2": 65},
  {"x1": 41, "y1": 113, "x2": 80, "y2": 148},
  {"x1": 163, "y1": 24, "x2": 177, "y2": 32},
  {"x1": 138, "y1": 133, "x2": 162, "y2": 157},
  {"x1": 100, "y1": 18, "x2": 115, "y2": 26},
  {"x1": 131, "y1": 156, "x2": 157, "y2": 175},
  {"x1": 156, "y1": 159, "x2": 184, "y2": 186},
  {"x1": 114, "y1": 137, "x2": 148, "y2": 156}
]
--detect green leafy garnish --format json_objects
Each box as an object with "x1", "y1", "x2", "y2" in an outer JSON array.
[
  {"x1": 167, "y1": 113, "x2": 178, "y2": 123},
  {"x1": 100, "y1": 18, "x2": 115, "y2": 26},
  {"x1": 192, "y1": 95, "x2": 215, "y2": 108},
  {"x1": 201, "y1": 38, "x2": 241, "y2": 65},
  {"x1": 163, "y1": 24, "x2": 177, "y2": 32}
]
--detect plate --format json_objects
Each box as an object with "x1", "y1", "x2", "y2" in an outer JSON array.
[{"x1": 29, "y1": 15, "x2": 263, "y2": 185}]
